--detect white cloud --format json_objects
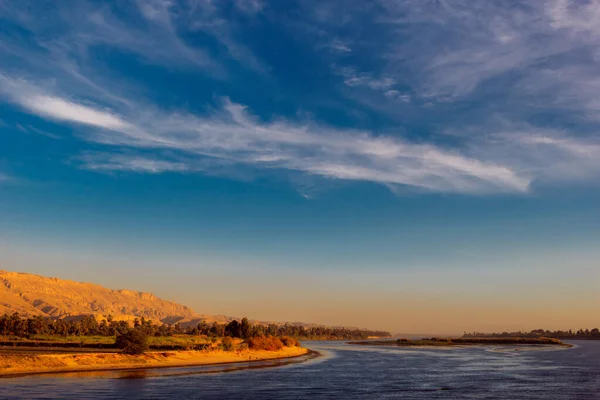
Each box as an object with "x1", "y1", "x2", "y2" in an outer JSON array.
[
  {"x1": 465, "y1": 125, "x2": 600, "y2": 184},
  {"x1": 384, "y1": 90, "x2": 410, "y2": 102},
  {"x1": 371, "y1": 0, "x2": 600, "y2": 108},
  {"x1": 184, "y1": 2, "x2": 268, "y2": 74},
  {"x1": 335, "y1": 66, "x2": 396, "y2": 91},
  {"x1": 519, "y1": 135, "x2": 600, "y2": 157},
  {"x1": 21, "y1": 96, "x2": 130, "y2": 131},
  {"x1": 308, "y1": 0, "x2": 600, "y2": 187},
  {"x1": 79, "y1": 153, "x2": 189, "y2": 174},
  {"x1": 327, "y1": 39, "x2": 352, "y2": 53},
  {"x1": 234, "y1": 0, "x2": 264, "y2": 14},
  {"x1": 0, "y1": 74, "x2": 131, "y2": 131},
  {"x1": 309, "y1": 0, "x2": 600, "y2": 123},
  {"x1": 3, "y1": 1, "x2": 600, "y2": 196},
  {"x1": 0, "y1": 0, "x2": 267, "y2": 82},
  {"x1": 24, "y1": 125, "x2": 62, "y2": 140},
  {"x1": 548, "y1": 0, "x2": 600, "y2": 36},
  {"x1": 0, "y1": 74, "x2": 530, "y2": 194},
  {"x1": 89, "y1": 1, "x2": 217, "y2": 71}
]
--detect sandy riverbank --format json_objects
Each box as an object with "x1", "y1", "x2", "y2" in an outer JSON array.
[{"x1": 0, "y1": 346, "x2": 309, "y2": 377}]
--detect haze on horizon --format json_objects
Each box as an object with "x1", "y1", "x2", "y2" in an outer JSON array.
[{"x1": 0, "y1": 1, "x2": 599, "y2": 336}]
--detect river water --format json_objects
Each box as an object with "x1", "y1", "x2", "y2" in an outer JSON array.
[{"x1": 1, "y1": 340, "x2": 598, "y2": 399}]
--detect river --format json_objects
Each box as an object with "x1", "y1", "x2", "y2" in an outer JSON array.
[{"x1": 1, "y1": 340, "x2": 598, "y2": 399}]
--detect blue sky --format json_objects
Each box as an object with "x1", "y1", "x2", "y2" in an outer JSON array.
[{"x1": 1, "y1": 1, "x2": 599, "y2": 332}]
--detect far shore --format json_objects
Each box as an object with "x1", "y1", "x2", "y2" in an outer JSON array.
[
  {"x1": 0, "y1": 346, "x2": 311, "y2": 378},
  {"x1": 348, "y1": 337, "x2": 571, "y2": 347}
]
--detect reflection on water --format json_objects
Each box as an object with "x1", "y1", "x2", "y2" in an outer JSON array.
[
  {"x1": 0, "y1": 341, "x2": 599, "y2": 399},
  {"x1": 116, "y1": 370, "x2": 150, "y2": 380}
]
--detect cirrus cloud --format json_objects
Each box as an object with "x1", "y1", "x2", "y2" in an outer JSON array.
[
  {"x1": 0, "y1": 73, "x2": 530, "y2": 194},
  {"x1": 2, "y1": 0, "x2": 600, "y2": 196}
]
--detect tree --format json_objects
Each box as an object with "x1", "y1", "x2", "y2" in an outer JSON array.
[
  {"x1": 225, "y1": 320, "x2": 241, "y2": 338},
  {"x1": 240, "y1": 317, "x2": 252, "y2": 339},
  {"x1": 115, "y1": 329, "x2": 149, "y2": 355},
  {"x1": 197, "y1": 320, "x2": 210, "y2": 335},
  {"x1": 267, "y1": 324, "x2": 278, "y2": 336},
  {"x1": 210, "y1": 322, "x2": 224, "y2": 337}
]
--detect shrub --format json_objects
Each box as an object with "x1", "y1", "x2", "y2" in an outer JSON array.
[
  {"x1": 246, "y1": 336, "x2": 284, "y2": 351},
  {"x1": 115, "y1": 329, "x2": 149, "y2": 355},
  {"x1": 280, "y1": 336, "x2": 299, "y2": 347},
  {"x1": 221, "y1": 336, "x2": 235, "y2": 352}
]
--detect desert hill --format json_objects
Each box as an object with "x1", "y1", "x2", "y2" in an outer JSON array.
[
  {"x1": 0, "y1": 270, "x2": 378, "y2": 331},
  {"x1": 0, "y1": 270, "x2": 230, "y2": 326}
]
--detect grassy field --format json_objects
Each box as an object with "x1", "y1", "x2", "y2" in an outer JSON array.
[{"x1": 0, "y1": 334, "x2": 218, "y2": 351}]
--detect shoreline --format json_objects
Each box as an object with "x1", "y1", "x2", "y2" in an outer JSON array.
[
  {"x1": 348, "y1": 338, "x2": 572, "y2": 348},
  {"x1": 0, "y1": 347, "x2": 313, "y2": 378}
]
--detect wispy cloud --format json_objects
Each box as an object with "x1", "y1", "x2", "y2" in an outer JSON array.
[
  {"x1": 471, "y1": 127, "x2": 600, "y2": 184},
  {"x1": 371, "y1": 0, "x2": 600, "y2": 114},
  {"x1": 300, "y1": 0, "x2": 600, "y2": 125},
  {"x1": 126, "y1": 0, "x2": 218, "y2": 70},
  {"x1": 292, "y1": 0, "x2": 600, "y2": 190},
  {"x1": 334, "y1": 66, "x2": 397, "y2": 92},
  {"x1": 0, "y1": 74, "x2": 131, "y2": 130},
  {"x1": 0, "y1": 73, "x2": 530, "y2": 194},
  {"x1": 2, "y1": 1, "x2": 600, "y2": 196},
  {"x1": 22, "y1": 96, "x2": 130, "y2": 131},
  {"x1": 325, "y1": 39, "x2": 352, "y2": 54},
  {"x1": 22, "y1": 125, "x2": 62, "y2": 140},
  {"x1": 0, "y1": 0, "x2": 268, "y2": 84},
  {"x1": 234, "y1": 0, "x2": 264, "y2": 14},
  {"x1": 79, "y1": 153, "x2": 189, "y2": 174},
  {"x1": 548, "y1": 0, "x2": 600, "y2": 37},
  {"x1": 184, "y1": 0, "x2": 269, "y2": 74},
  {"x1": 371, "y1": 1, "x2": 560, "y2": 99}
]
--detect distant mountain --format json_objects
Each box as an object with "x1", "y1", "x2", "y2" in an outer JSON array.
[
  {"x1": 0, "y1": 270, "x2": 385, "y2": 333},
  {"x1": 0, "y1": 270, "x2": 231, "y2": 326}
]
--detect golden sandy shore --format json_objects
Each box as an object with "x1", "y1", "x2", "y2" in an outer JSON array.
[{"x1": 0, "y1": 346, "x2": 309, "y2": 377}]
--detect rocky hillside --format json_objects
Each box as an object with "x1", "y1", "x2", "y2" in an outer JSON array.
[{"x1": 0, "y1": 270, "x2": 228, "y2": 325}]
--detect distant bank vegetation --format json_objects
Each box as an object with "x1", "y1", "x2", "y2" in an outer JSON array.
[
  {"x1": 350, "y1": 337, "x2": 565, "y2": 346},
  {"x1": 0, "y1": 312, "x2": 389, "y2": 354},
  {"x1": 462, "y1": 328, "x2": 600, "y2": 340},
  {"x1": 0, "y1": 312, "x2": 389, "y2": 341}
]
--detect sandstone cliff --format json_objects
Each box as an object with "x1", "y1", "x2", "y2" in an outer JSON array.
[{"x1": 0, "y1": 270, "x2": 228, "y2": 325}]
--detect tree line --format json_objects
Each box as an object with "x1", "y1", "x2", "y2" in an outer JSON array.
[
  {"x1": 0, "y1": 313, "x2": 390, "y2": 340},
  {"x1": 0, "y1": 313, "x2": 167, "y2": 338},
  {"x1": 219, "y1": 318, "x2": 391, "y2": 340},
  {"x1": 463, "y1": 328, "x2": 600, "y2": 339}
]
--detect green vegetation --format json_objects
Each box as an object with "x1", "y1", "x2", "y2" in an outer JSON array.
[
  {"x1": 9, "y1": 335, "x2": 115, "y2": 345},
  {"x1": 0, "y1": 313, "x2": 313, "y2": 355},
  {"x1": 221, "y1": 336, "x2": 235, "y2": 352},
  {"x1": 0, "y1": 312, "x2": 390, "y2": 343},
  {"x1": 463, "y1": 328, "x2": 600, "y2": 340},
  {"x1": 0, "y1": 334, "x2": 214, "y2": 348},
  {"x1": 147, "y1": 335, "x2": 211, "y2": 348},
  {"x1": 280, "y1": 336, "x2": 300, "y2": 347},
  {"x1": 115, "y1": 329, "x2": 149, "y2": 355},
  {"x1": 221, "y1": 320, "x2": 390, "y2": 340}
]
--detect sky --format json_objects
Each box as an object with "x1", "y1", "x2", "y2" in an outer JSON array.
[{"x1": 0, "y1": 0, "x2": 599, "y2": 334}]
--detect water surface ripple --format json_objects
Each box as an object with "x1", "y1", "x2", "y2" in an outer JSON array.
[{"x1": 1, "y1": 340, "x2": 598, "y2": 399}]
